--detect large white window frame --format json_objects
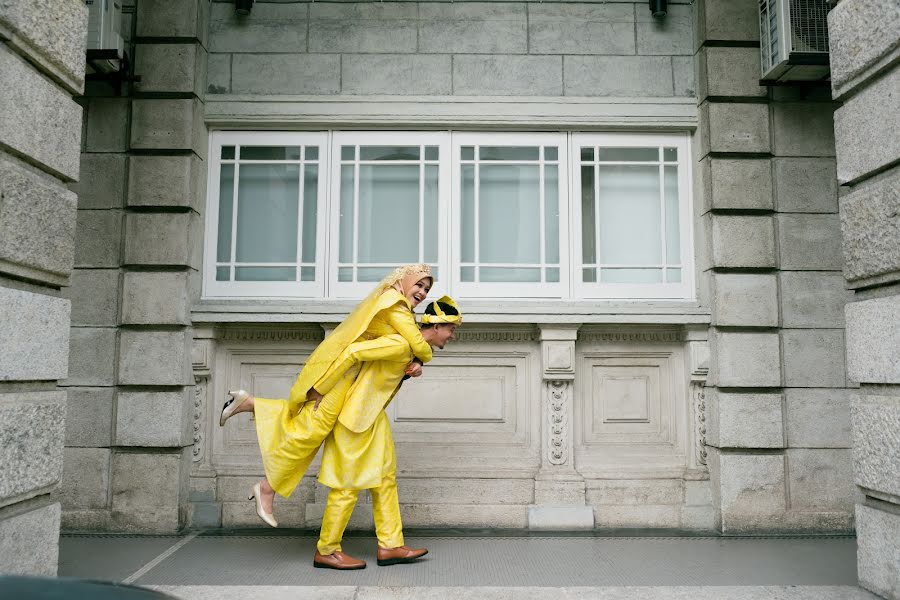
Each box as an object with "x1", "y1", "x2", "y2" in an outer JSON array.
[
  {"x1": 202, "y1": 131, "x2": 694, "y2": 302},
  {"x1": 204, "y1": 131, "x2": 329, "y2": 298},
  {"x1": 451, "y1": 132, "x2": 569, "y2": 299},
  {"x1": 328, "y1": 131, "x2": 452, "y2": 299},
  {"x1": 571, "y1": 133, "x2": 694, "y2": 300}
]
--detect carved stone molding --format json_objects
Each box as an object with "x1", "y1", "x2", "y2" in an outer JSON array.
[
  {"x1": 454, "y1": 329, "x2": 538, "y2": 343},
  {"x1": 580, "y1": 329, "x2": 682, "y2": 343},
  {"x1": 219, "y1": 327, "x2": 323, "y2": 343},
  {"x1": 548, "y1": 380, "x2": 570, "y2": 466},
  {"x1": 192, "y1": 375, "x2": 208, "y2": 464},
  {"x1": 692, "y1": 383, "x2": 708, "y2": 467}
]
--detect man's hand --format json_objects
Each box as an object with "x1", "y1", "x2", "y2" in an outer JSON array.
[
  {"x1": 404, "y1": 360, "x2": 423, "y2": 378},
  {"x1": 307, "y1": 387, "x2": 325, "y2": 411}
]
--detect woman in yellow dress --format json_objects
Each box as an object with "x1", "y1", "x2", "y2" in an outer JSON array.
[
  {"x1": 313, "y1": 296, "x2": 462, "y2": 570},
  {"x1": 217, "y1": 264, "x2": 434, "y2": 528}
]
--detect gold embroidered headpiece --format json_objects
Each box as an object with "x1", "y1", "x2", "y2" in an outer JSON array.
[{"x1": 421, "y1": 295, "x2": 462, "y2": 325}]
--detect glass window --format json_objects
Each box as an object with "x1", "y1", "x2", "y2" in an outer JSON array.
[
  {"x1": 454, "y1": 134, "x2": 566, "y2": 297},
  {"x1": 206, "y1": 133, "x2": 326, "y2": 297},
  {"x1": 574, "y1": 134, "x2": 691, "y2": 299},
  {"x1": 205, "y1": 131, "x2": 692, "y2": 301},
  {"x1": 331, "y1": 135, "x2": 444, "y2": 293}
]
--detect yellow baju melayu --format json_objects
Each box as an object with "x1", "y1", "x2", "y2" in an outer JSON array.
[
  {"x1": 315, "y1": 296, "x2": 462, "y2": 556},
  {"x1": 252, "y1": 267, "x2": 433, "y2": 499},
  {"x1": 315, "y1": 334, "x2": 414, "y2": 554}
]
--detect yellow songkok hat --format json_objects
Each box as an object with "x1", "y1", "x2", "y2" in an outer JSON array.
[{"x1": 421, "y1": 295, "x2": 462, "y2": 325}]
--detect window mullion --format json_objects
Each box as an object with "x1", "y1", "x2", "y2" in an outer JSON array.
[
  {"x1": 658, "y1": 150, "x2": 667, "y2": 283},
  {"x1": 353, "y1": 151, "x2": 360, "y2": 280},
  {"x1": 229, "y1": 154, "x2": 240, "y2": 281},
  {"x1": 419, "y1": 147, "x2": 425, "y2": 264},
  {"x1": 539, "y1": 152, "x2": 546, "y2": 281}
]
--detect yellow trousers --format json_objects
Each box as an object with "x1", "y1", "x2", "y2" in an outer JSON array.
[
  {"x1": 317, "y1": 471, "x2": 404, "y2": 555},
  {"x1": 253, "y1": 365, "x2": 358, "y2": 498}
]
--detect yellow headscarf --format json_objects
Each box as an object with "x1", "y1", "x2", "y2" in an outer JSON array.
[
  {"x1": 286, "y1": 264, "x2": 433, "y2": 408},
  {"x1": 421, "y1": 295, "x2": 462, "y2": 325}
]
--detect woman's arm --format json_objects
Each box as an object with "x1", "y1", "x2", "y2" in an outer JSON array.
[
  {"x1": 311, "y1": 334, "x2": 412, "y2": 399},
  {"x1": 382, "y1": 303, "x2": 433, "y2": 363}
]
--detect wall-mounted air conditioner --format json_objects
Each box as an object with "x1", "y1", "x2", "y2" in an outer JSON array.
[
  {"x1": 759, "y1": 0, "x2": 831, "y2": 84},
  {"x1": 85, "y1": 0, "x2": 124, "y2": 73}
]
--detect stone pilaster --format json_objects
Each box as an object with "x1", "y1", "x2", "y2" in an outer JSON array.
[
  {"x1": 528, "y1": 325, "x2": 593, "y2": 530},
  {"x1": 829, "y1": 0, "x2": 900, "y2": 595},
  {"x1": 0, "y1": 0, "x2": 87, "y2": 574}
]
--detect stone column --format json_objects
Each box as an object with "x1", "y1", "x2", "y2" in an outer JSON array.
[
  {"x1": 104, "y1": 0, "x2": 208, "y2": 532},
  {"x1": 528, "y1": 325, "x2": 593, "y2": 530},
  {"x1": 0, "y1": 0, "x2": 87, "y2": 574},
  {"x1": 828, "y1": 1, "x2": 900, "y2": 596}
]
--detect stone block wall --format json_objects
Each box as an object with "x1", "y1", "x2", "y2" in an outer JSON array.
[
  {"x1": 828, "y1": 0, "x2": 900, "y2": 596},
  {"x1": 59, "y1": 0, "x2": 207, "y2": 533},
  {"x1": 0, "y1": 0, "x2": 87, "y2": 574},
  {"x1": 695, "y1": 0, "x2": 854, "y2": 534},
  {"x1": 206, "y1": 0, "x2": 695, "y2": 100}
]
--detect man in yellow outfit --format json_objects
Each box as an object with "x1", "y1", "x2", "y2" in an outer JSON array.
[
  {"x1": 312, "y1": 296, "x2": 462, "y2": 570},
  {"x1": 218, "y1": 266, "x2": 436, "y2": 527}
]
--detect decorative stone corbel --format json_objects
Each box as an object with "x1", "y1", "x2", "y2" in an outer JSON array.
[
  {"x1": 529, "y1": 325, "x2": 593, "y2": 530},
  {"x1": 685, "y1": 326, "x2": 710, "y2": 474}
]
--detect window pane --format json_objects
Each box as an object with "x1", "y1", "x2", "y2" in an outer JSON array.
[
  {"x1": 216, "y1": 164, "x2": 234, "y2": 262},
  {"x1": 598, "y1": 147, "x2": 659, "y2": 162},
  {"x1": 664, "y1": 165, "x2": 681, "y2": 264},
  {"x1": 305, "y1": 146, "x2": 319, "y2": 161},
  {"x1": 461, "y1": 146, "x2": 475, "y2": 160},
  {"x1": 216, "y1": 266, "x2": 230, "y2": 281},
  {"x1": 461, "y1": 165, "x2": 475, "y2": 263},
  {"x1": 235, "y1": 164, "x2": 299, "y2": 262},
  {"x1": 545, "y1": 267, "x2": 560, "y2": 282},
  {"x1": 480, "y1": 146, "x2": 539, "y2": 161},
  {"x1": 663, "y1": 147, "x2": 677, "y2": 161},
  {"x1": 461, "y1": 266, "x2": 475, "y2": 282},
  {"x1": 221, "y1": 146, "x2": 235, "y2": 159},
  {"x1": 582, "y1": 267, "x2": 597, "y2": 283},
  {"x1": 338, "y1": 266, "x2": 353, "y2": 282},
  {"x1": 544, "y1": 146, "x2": 558, "y2": 160},
  {"x1": 235, "y1": 266, "x2": 296, "y2": 281},
  {"x1": 597, "y1": 165, "x2": 661, "y2": 265},
  {"x1": 358, "y1": 266, "x2": 392, "y2": 282},
  {"x1": 425, "y1": 146, "x2": 439, "y2": 161},
  {"x1": 240, "y1": 146, "x2": 301, "y2": 160},
  {"x1": 580, "y1": 147, "x2": 594, "y2": 161},
  {"x1": 479, "y1": 165, "x2": 540, "y2": 264},
  {"x1": 357, "y1": 165, "x2": 419, "y2": 263},
  {"x1": 360, "y1": 146, "x2": 419, "y2": 161},
  {"x1": 301, "y1": 165, "x2": 318, "y2": 264},
  {"x1": 481, "y1": 267, "x2": 540, "y2": 282},
  {"x1": 667, "y1": 268, "x2": 681, "y2": 283},
  {"x1": 341, "y1": 146, "x2": 355, "y2": 160},
  {"x1": 339, "y1": 166, "x2": 354, "y2": 262},
  {"x1": 581, "y1": 165, "x2": 596, "y2": 264},
  {"x1": 424, "y1": 165, "x2": 439, "y2": 263},
  {"x1": 544, "y1": 165, "x2": 559, "y2": 264},
  {"x1": 601, "y1": 268, "x2": 663, "y2": 283},
  {"x1": 300, "y1": 266, "x2": 315, "y2": 281}
]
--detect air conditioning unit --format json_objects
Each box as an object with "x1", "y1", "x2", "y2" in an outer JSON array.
[
  {"x1": 759, "y1": 0, "x2": 831, "y2": 84},
  {"x1": 85, "y1": 0, "x2": 124, "y2": 73}
]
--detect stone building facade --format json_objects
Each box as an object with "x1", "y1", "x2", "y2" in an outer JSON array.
[{"x1": 0, "y1": 0, "x2": 896, "y2": 596}]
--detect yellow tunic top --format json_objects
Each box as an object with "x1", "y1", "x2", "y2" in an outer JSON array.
[
  {"x1": 253, "y1": 289, "x2": 428, "y2": 498},
  {"x1": 286, "y1": 288, "x2": 431, "y2": 410},
  {"x1": 315, "y1": 335, "x2": 415, "y2": 490}
]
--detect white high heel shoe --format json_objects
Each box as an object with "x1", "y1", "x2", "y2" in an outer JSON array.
[
  {"x1": 249, "y1": 481, "x2": 278, "y2": 528},
  {"x1": 219, "y1": 389, "x2": 251, "y2": 427}
]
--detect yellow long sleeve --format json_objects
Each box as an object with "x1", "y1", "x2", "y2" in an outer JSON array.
[
  {"x1": 381, "y1": 304, "x2": 433, "y2": 364},
  {"x1": 313, "y1": 334, "x2": 411, "y2": 396}
]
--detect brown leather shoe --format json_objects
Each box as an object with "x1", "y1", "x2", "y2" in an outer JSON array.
[
  {"x1": 313, "y1": 551, "x2": 366, "y2": 570},
  {"x1": 376, "y1": 545, "x2": 428, "y2": 566}
]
